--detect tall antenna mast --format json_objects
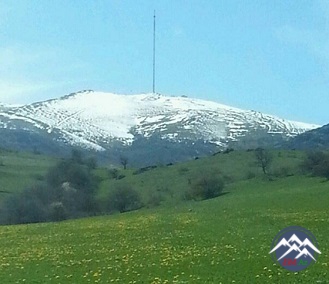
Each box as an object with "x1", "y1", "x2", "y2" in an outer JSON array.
[{"x1": 153, "y1": 10, "x2": 156, "y2": 94}]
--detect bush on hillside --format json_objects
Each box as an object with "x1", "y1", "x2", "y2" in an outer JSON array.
[
  {"x1": 107, "y1": 184, "x2": 142, "y2": 213},
  {"x1": 245, "y1": 170, "x2": 256, "y2": 180},
  {"x1": 1, "y1": 185, "x2": 48, "y2": 224},
  {"x1": 147, "y1": 191, "x2": 164, "y2": 207},
  {"x1": 301, "y1": 151, "x2": 329, "y2": 180},
  {"x1": 48, "y1": 201, "x2": 67, "y2": 221},
  {"x1": 186, "y1": 173, "x2": 224, "y2": 201},
  {"x1": 272, "y1": 166, "x2": 295, "y2": 178},
  {"x1": 108, "y1": 168, "x2": 119, "y2": 179}
]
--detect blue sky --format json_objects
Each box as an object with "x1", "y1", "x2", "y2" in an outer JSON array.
[{"x1": 0, "y1": 0, "x2": 328, "y2": 125}]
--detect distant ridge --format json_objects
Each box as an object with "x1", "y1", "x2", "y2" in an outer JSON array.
[
  {"x1": 286, "y1": 123, "x2": 329, "y2": 150},
  {"x1": 0, "y1": 90, "x2": 320, "y2": 165}
]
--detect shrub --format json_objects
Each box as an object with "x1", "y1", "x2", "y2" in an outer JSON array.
[
  {"x1": 1, "y1": 186, "x2": 48, "y2": 225},
  {"x1": 147, "y1": 191, "x2": 164, "y2": 207},
  {"x1": 117, "y1": 174, "x2": 126, "y2": 180},
  {"x1": 187, "y1": 174, "x2": 224, "y2": 201},
  {"x1": 132, "y1": 166, "x2": 157, "y2": 175},
  {"x1": 108, "y1": 185, "x2": 142, "y2": 213},
  {"x1": 108, "y1": 168, "x2": 119, "y2": 179},
  {"x1": 48, "y1": 202, "x2": 67, "y2": 221},
  {"x1": 272, "y1": 166, "x2": 294, "y2": 178},
  {"x1": 245, "y1": 171, "x2": 256, "y2": 179},
  {"x1": 223, "y1": 148, "x2": 234, "y2": 154},
  {"x1": 301, "y1": 151, "x2": 329, "y2": 179}
]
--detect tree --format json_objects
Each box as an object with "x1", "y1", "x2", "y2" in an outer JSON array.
[
  {"x1": 108, "y1": 184, "x2": 142, "y2": 213},
  {"x1": 187, "y1": 174, "x2": 224, "y2": 201},
  {"x1": 301, "y1": 151, "x2": 329, "y2": 180},
  {"x1": 0, "y1": 150, "x2": 100, "y2": 225},
  {"x1": 255, "y1": 148, "x2": 272, "y2": 176},
  {"x1": 120, "y1": 155, "x2": 128, "y2": 170},
  {"x1": 1, "y1": 185, "x2": 48, "y2": 224}
]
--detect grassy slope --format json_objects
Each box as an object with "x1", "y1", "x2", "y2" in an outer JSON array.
[
  {"x1": 0, "y1": 150, "x2": 56, "y2": 197},
  {"x1": 0, "y1": 176, "x2": 328, "y2": 283},
  {"x1": 0, "y1": 150, "x2": 328, "y2": 283},
  {"x1": 96, "y1": 150, "x2": 306, "y2": 206}
]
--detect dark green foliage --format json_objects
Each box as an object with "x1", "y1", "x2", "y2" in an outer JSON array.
[
  {"x1": 70, "y1": 148, "x2": 84, "y2": 164},
  {"x1": 107, "y1": 184, "x2": 142, "y2": 213},
  {"x1": 0, "y1": 150, "x2": 99, "y2": 224},
  {"x1": 301, "y1": 151, "x2": 329, "y2": 179},
  {"x1": 119, "y1": 155, "x2": 128, "y2": 170},
  {"x1": 48, "y1": 202, "x2": 67, "y2": 221},
  {"x1": 132, "y1": 165, "x2": 157, "y2": 175},
  {"x1": 117, "y1": 174, "x2": 126, "y2": 180},
  {"x1": 255, "y1": 148, "x2": 272, "y2": 175},
  {"x1": 0, "y1": 185, "x2": 48, "y2": 224},
  {"x1": 245, "y1": 171, "x2": 256, "y2": 179},
  {"x1": 45, "y1": 151, "x2": 99, "y2": 215},
  {"x1": 186, "y1": 174, "x2": 224, "y2": 201},
  {"x1": 85, "y1": 157, "x2": 97, "y2": 170},
  {"x1": 272, "y1": 166, "x2": 294, "y2": 178},
  {"x1": 147, "y1": 191, "x2": 164, "y2": 207},
  {"x1": 223, "y1": 148, "x2": 234, "y2": 154},
  {"x1": 108, "y1": 168, "x2": 119, "y2": 179}
]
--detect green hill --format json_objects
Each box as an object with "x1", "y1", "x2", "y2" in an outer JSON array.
[
  {"x1": 0, "y1": 176, "x2": 328, "y2": 283},
  {"x1": 95, "y1": 149, "x2": 306, "y2": 208},
  {"x1": 0, "y1": 149, "x2": 328, "y2": 283},
  {"x1": 0, "y1": 149, "x2": 57, "y2": 198}
]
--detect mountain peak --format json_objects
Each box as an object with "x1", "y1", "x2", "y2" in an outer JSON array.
[
  {"x1": 59, "y1": 89, "x2": 95, "y2": 100},
  {"x1": 0, "y1": 91, "x2": 321, "y2": 164}
]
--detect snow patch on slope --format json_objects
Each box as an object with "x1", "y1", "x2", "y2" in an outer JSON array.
[{"x1": 0, "y1": 90, "x2": 320, "y2": 151}]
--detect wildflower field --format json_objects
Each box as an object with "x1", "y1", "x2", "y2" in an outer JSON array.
[{"x1": 0, "y1": 175, "x2": 328, "y2": 283}]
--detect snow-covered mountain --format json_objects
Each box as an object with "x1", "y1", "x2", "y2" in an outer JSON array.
[{"x1": 0, "y1": 90, "x2": 319, "y2": 165}]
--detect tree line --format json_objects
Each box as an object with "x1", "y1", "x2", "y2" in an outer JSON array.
[{"x1": 1, "y1": 147, "x2": 327, "y2": 225}]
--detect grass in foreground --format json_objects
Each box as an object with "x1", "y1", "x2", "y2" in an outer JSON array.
[{"x1": 0, "y1": 175, "x2": 328, "y2": 283}]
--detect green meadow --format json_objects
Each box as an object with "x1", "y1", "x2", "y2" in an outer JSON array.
[
  {"x1": 0, "y1": 149, "x2": 328, "y2": 283},
  {"x1": 0, "y1": 149, "x2": 56, "y2": 197}
]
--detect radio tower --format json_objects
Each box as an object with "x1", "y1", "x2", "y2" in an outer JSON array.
[{"x1": 153, "y1": 10, "x2": 156, "y2": 94}]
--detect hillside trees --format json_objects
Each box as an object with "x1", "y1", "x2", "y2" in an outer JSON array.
[
  {"x1": 301, "y1": 151, "x2": 329, "y2": 180},
  {"x1": 0, "y1": 184, "x2": 48, "y2": 224},
  {"x1": 46, "y1": 158, "x2": 98, "y2": 216},
  {"x1": 0, "y1": 150, "x2": 100, "y2": 224}
]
